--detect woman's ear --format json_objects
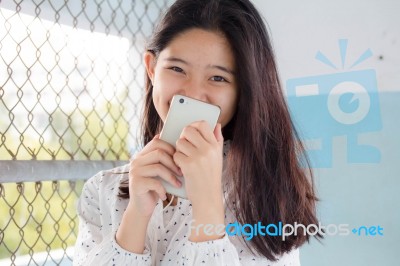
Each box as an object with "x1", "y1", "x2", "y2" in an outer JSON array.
[{"x1": 144, "y1": 51, "x2": 156, "y2": 84}]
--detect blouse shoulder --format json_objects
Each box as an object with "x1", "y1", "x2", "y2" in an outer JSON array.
[{"x1": 83, "y1": 164, "x2": 130, "y2": 191}]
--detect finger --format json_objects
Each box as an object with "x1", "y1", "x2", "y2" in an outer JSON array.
[
  {"x1": 173, "y1": 151, "x2": 188, "y2": 170},
  {"x1": 179, "y1": 125, "x2": 203, "y2": 148},
  {"x1": 139, "y1": 137, "x2": 176, "y2": 157},
  {"x1": 137, "y1": 177, "x2": 167, "y2": 200},
  {"x1": 175, "y1": 137, "x2": 196, "y2": 157},
  {"x1": 148, "y1": 178, "x2": 168, "y2": 201},
  {"x1": 188, "y1": 120, "x2": 216, "y2": 144},
  {"x1": 213, "y1": 123, "x2": 224, "y2": 143},
  {"x1": 138, "y1": 164, "x2": 182, "y2": 188},
  {"x1": 139, "y1": 149, "x2": 182, "y2": 176}
]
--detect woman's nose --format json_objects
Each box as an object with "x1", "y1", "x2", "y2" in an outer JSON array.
[{"x1": 179, "y1": 81, "x2": 207, "y2": 101}]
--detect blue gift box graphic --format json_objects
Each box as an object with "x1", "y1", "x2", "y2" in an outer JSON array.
[{"x1": 286, "y1": 40, "x2": 382, "y2": 168}]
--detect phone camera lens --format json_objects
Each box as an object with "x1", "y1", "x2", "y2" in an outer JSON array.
[{"x1": 179, "y1": 98, "x2": 184, "y2": 104}]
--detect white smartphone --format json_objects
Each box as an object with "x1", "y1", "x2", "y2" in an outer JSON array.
[{"x1": 158, "y1": 95, "x2": 221, "y2": 199}]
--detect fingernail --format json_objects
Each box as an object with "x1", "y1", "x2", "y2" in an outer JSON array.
[
  {"x1": 176, "y1": 179, "x2": 182, "y2": 187},
  {"x1": 178, "y1": 168, "x2": 183, "y2": 176}
]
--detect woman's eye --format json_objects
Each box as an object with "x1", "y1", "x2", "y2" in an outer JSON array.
[
  {"x1": 211, "y1": 76, "x2": 227, "y2": 82},
  {"x1": 170, "y1": 66, "x2": 184, "y2": 73}
]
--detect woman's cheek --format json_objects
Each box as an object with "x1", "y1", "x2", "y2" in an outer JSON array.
[
  {"x1": 218, "y1": 94, "x2": 237, "y2": 126},
  {"x1": 153, "y1": 76, "x2": 177, "y2": 118}
]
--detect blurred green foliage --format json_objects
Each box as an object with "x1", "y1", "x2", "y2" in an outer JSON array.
[
  {"x1": 0, "y1": 98, "x2": 131, "y2": 259},
  {"x1": 0, "y1": 96, "x2": 131, "y2": 160},
  {"x1": 0, "y1": 180, "x2": 85, "y2": 259}
]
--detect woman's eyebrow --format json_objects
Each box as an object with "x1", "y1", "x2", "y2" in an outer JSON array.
[
  {"x1": 164, "y1": 57, "x2": 234, "y2": 75},
  {"x1": 164, "y1": 57, "x2": 189, "y2": 65},
  {"x1": 208, "y1": 65, "x2": 235, "y2": 75}
]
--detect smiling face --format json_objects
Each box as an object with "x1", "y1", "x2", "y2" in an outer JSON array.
[{"x1": 144, "y1": 28, "x2": 238, "y2": 128}]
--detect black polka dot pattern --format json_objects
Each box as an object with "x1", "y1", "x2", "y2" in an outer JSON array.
[{"x1": 73, "y1": 141, "x2": 300, "y2": 265}]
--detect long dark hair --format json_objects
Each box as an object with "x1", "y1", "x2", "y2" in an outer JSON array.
[{"x1": 119, "y1": 0, "x2": 322, "y2": 261}]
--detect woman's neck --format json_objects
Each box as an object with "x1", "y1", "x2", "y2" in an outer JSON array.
[{"x1": 163, "y1": 193, "x2": 178, "y2": 207}]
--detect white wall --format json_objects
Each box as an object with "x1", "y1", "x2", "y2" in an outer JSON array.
[{"x1": 253, "y1": 0, "x2": 400, "y2": 91}]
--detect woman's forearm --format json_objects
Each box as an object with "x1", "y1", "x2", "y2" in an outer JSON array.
[
  {"x1": 189, "y1": 195, "x2": 225, "y2": 242},
  {"x1": 116, "y1": 203, "x2": 151, "y2": 254}
]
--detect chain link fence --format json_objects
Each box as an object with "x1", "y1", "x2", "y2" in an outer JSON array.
[
  {"x1": 0, "y1": 0, "x2": 172, "y2": 264},
  {"x1": 0, "y1": 180, "x2": 84, "y2": 265}
]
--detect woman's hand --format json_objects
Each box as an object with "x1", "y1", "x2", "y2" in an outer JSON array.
[
  {"x1": 174, "y1": 121, "x2": 225, "y2": 242},
  {"x1": 117, "y1": 135, "x2": 182, "y2": 253},
  {"x1": 173, "y1": 121, "x2": 224, "y2": 209},
  {"x1": 128, "y1": 135, "x2": 182, "y2": 218}
]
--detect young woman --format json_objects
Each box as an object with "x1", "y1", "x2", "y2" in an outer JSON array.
[{"x1": 74, "y1": 0, "x2": 321, "y2": 265}]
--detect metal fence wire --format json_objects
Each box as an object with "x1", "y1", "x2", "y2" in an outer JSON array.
[
  {"x1": 0, "y1": 180, "x2": 84, "y2": 265},
  {"x1": 0, "y1": 0, "x2": 172, "y2": 264}
]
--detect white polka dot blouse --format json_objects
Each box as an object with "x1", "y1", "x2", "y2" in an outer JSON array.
[{"x1": 73, "y1": 142, "x2": 300, "y2": 265}]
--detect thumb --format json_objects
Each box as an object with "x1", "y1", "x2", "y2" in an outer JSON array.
[{"x1": 213, "y1": 123, "x2": 224, "y2": 143}]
